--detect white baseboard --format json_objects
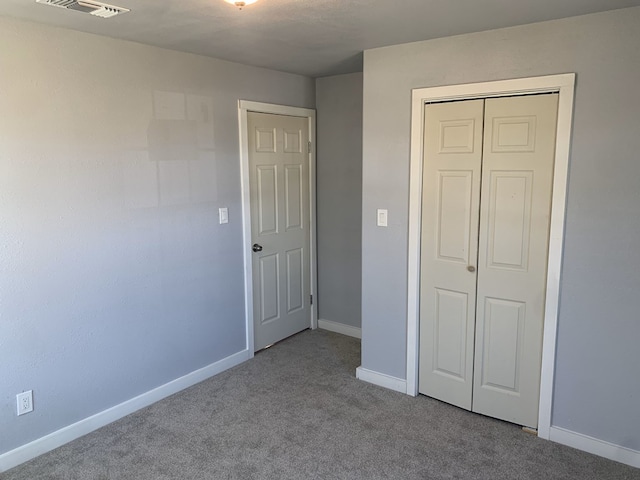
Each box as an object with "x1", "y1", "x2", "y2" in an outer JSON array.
[
  {"x1": 0, "y1": 349, "x2": 251, "y2": 473},
  {"x1": 318, "y1": 318, "x2": 361, "y2": 339},
  {"x1": 355, "y1": 366, "x2": 407, "y2": 394},
  {"x1": 549, "y1": 426, "x2": 640, "y2": 468}
]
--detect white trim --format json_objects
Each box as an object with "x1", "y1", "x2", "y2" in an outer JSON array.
[
  {"x1": 537, "y1": 78, "x2": 575, "y2": 440},
  {"x1": 549, "y1": 426, "x2": 640, "y2": 468},
  {"x1": 356, "y1": 367, "x2": 407, "y2": 394},
  {"x1": 0, "y1": 349, "x2": 250, "y2": 473},
  {"x1": 238, "y1": 101, "x2": 318, "y2": 357},
  {"x1": 406, "y1": 74, "x2": 576, "y2": 441},
  {"x1": 318, "y1": 318, "x2": 362, "y2": 339}
]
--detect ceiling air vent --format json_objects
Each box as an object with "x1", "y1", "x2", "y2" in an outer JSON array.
[{"x1": 36, "y1": 0, "x2": 130, "y2": 18}]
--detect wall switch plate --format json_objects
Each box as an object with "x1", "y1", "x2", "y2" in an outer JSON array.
[
  {"x1": 219, "y1": 207, "x2": 229, "y2": 224},
  {"x1": 17, "y1": 390, "x2": 33, "y2": 416},
  {"x1": 377, "y1": 209, "x2": 388, "y2": 227}
]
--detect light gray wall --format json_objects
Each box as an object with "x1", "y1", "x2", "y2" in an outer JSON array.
[
  {"x1": 0, "y1": 16, "x2": 314, "y2": 455},
  {"x1": 361, "y1": 7, "x2": 640, "y2": 450},
  {"x1": 315, "y1": 73, "x2": 363, "y2": 329}
]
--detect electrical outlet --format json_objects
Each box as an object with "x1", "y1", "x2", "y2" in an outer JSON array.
[{"x1": 17, "y1": 390, "x2": 33, "y2": 416}]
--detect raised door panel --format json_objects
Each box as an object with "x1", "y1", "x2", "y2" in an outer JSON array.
[
  {"x1": 478, "y1": 298, "x2": 525, "y2": 393},
  {"x1": 284, "y1": 129, "x2": 302, "y2": 153},
  {"x1": 433, "y1": 288, "x2": 469, "y2": 381},
  {"x1": 439, "y1": 119, "x2": 476, "y2": 154},
  {"x1": 286, "y1": 248, "x2": 304, "y2": 313},
  {"x1": 257, "y1": 165, "x2": 278, "y2": 236},
  {"x1": 436, "y1": 171, "x2": 474, "y2": 264},
  {"x1": 259, "y1": 253, "x2": 280, "y2": 324},
  {"x1": 256, "y1": 128, "x2": 276, "y2": 153},
  {"x1": 491, "y1": 116, "x2": 536, "y2": 153},
  {"x1": 285, "y1": 165, "x2": 303, "y2": 231},
  {"x1": 486, "y1": 171, "x2": 533, "y2": 271}
]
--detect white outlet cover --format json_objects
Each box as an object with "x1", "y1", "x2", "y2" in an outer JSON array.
[{"x1": 17, "y1": 390, "x2": 33, "y2": 416}]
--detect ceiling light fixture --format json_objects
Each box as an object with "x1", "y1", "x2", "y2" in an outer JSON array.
[{"x1": 224, "y1": 0, "x2": 258, "y2": 9}]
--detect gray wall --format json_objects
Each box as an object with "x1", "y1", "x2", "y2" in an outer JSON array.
[
  {"x1": 316, "y1": 73, "x2": 363, "y2": 329},
  {"x1": 0, "y1": 16, "x2": 314, "y2": 455},
  {"x1": 361, "y1": 7, "x2": 640, "y2": 450}
]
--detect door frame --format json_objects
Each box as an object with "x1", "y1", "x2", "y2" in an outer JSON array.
[
  {"x1": 238, "y1": 100, "x2": 318, "y2": 356},
  {"x1": 406, "y1": 74, "x2": 575, "y2": 439}
]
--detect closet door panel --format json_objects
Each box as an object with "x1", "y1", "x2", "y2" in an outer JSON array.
[
  {"x1": 472, "y1": 94, "x2": 559, "y2": 428},
  {"x1": 419, "y1": 99, "x2": 484, "y2": 410}
]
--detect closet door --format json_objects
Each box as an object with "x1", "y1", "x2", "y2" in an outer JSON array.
[
  {"x1": 419, "y1": 94, "x2": 559, "y2": 427},
  {"x1": 472, "y1": 94, "x2": 558, "y2": 428},
  {"x1": 418, "y1": 99, "x2": 484, "y2": 410}
]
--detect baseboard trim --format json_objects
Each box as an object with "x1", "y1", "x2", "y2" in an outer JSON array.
[
  {"x1": 318, "y1": 318, "x2": 361, "y2": 339},
  {"x1": 0, "y1": 349, "x2": 251, "y2": 473},
  {"x1": 355, "y1": 366, "x2": 407, "y2": 394},
  {"x1": 549, "y1": 426, "x2": 640, "y2": 468}
]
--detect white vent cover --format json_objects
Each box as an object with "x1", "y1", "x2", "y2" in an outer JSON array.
[{"x1": 36, "y1": 0, "x2": 130, "y2": 18}]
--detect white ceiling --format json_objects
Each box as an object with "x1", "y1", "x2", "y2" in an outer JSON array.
[{"x1": 1, "y1": 0, "x2": 639, "y2": 77}]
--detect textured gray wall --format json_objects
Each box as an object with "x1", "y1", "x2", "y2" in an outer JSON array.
[
  {"x1": 316, "y1": 73, "x2": 363, "y2": 329},
  {"x1": 0, "y1": 16, "x2": 314, "y2": 455},
  {"x1": 361, "y1": 7, "x2": 640, "y2": 450}
]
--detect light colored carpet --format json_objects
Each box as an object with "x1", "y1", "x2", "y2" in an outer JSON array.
[{"x1": 4, "y1": 329, "x2": 639, "y2": 479}]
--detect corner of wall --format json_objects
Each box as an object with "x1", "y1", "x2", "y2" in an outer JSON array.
[{"x1": 0, "y1": 349, "x2": 250, "y2": 473}]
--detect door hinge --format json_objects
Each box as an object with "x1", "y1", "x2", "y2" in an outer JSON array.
[
  {"x1": 308, "y1": 141, "x2": 312, "y2": 154},
  {"x1": 310, "y1": 294, "x2": 313, "y2": 305}
]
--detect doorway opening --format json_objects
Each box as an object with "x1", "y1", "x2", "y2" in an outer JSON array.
[
  {"x1": 406, "y1": 74, "x2": 576, "y2": 439},
  {"x1": 238, "y1": 101, "x2": 318, "y2": 356}
]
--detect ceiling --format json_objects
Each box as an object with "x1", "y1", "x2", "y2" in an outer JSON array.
[{"x1": 1, "y1": 0, "x2": 639, "y2": 77}]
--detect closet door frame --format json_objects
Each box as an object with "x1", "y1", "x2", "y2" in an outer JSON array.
[{"x1": 406, "y1": 73, "x2": 575, "y2": 440}]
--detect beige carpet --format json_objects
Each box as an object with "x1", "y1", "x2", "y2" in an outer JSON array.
[{"x1": 4, "y1": 329, "x2": 639, "y2": 479}]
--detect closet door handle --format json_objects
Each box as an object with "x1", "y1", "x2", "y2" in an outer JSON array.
[
  {"x1": 252, "y1": 243, "x2": 263, "y2": 253},
  {"x1": 467, "y1": 265, "x2": 476, "y2": 272}
]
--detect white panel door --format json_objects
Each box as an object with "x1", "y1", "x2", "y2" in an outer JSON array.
[
  {"x1": 418, "y1": 100, "x2": 484, "y2": 410},
  {"x1": 248, "y1": 112, "x2": 310, "y2": 351},
  {"x1": 472, "y1": 94, "x2": 558, "y2": 427},
  {"x1": 419, "y1": 94, "x2": 558, "y2": 428}
]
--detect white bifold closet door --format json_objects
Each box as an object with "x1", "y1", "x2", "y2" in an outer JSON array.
[{"x1": 418, "y1": 94, "x2": 558, "y2": 428}]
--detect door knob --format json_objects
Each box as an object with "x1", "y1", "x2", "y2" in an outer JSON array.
[
  {"x1": 467, "y1": 265, "x2": 476, "y2": 272},
  {"x1": 252, "y1": 243, "x2": 263, "y2": 253}
]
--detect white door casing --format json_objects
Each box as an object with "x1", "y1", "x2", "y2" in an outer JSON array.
[
  {"x1": 238, "y1": 101, "x2": 317, "y2": 355},
  {"x1": 407, "y1": 74, "x2": 575, "y2": 439}
]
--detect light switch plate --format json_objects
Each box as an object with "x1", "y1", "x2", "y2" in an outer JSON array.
[
  {"x1": 377, "y1": 209, "x2": 388, "y2": 227},
  {"x1": 219, "y1": 207, "x2": 229, "y2": 224}
]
